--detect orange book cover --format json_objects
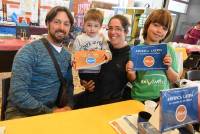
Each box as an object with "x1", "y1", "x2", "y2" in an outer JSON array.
[{"x1": 74, "y1": 50, "x2": 108, "y2": 70}]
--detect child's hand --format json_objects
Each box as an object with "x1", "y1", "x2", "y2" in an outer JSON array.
[
  {"x1": 126, "y1": 60, "x2": 134, "y2": 72},
  {"x1": 163, "y1": 54, "x2": 172, "y2": 68},
  {"x1": 126, "y1": 60, "x2": 136, "y2": 81},
  {"x1": 104, "y1": 52, "x2": 112, "y2": 61}
]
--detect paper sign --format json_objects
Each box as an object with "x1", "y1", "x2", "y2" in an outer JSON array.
[
  {"x1": 160, "y1": 86, "x2": 198, "y2": 132},
  {"x1": 109, "y1": 115, "x2": 138, "y2": 134},
  {"x1": 131, "y1": 44, "x2": 167, "y2": 71},
  {"x1": 74, "y1": 50, "x2": 108, "y2": 70}
]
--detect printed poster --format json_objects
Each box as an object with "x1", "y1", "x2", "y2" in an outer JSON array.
[
  {"x1": 160, "y1": 86, "x2": 198, "y2": 132},
  {"x1": 20, "y1": 0, "x2": 39, "y2": 23},
  {"x1": 74, "y1": 50, "x2": 108, "y2": 70},
  {"x1": 6, "y1": 3, "x2": 21, "y2": 21},
  {"x1": 0, "y1": 0, "x2": 2, "y2": 10},
  {"x1": 131, "y1": 44, "x2": 167, "y2": 71},
  {"x1": 76, "y1": 3, "x2": 90, "y2": 28}
]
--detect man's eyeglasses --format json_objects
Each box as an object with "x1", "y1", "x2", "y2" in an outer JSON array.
[{"x1": 106, "y1": 27, "x2": 124, "y2": 32}]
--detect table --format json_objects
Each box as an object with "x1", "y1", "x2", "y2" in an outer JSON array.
[
  {"x1": 0, "y1": 38, "x2": 30, "y2": 51},
  {"x1": 0, "y1": 100, "x2": 144, "y2": 134}
]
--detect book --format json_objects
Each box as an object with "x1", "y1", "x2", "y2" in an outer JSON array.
[
  {"x1": 160, "y1": 86, "x2": 198, "y2": 132},
  {"x1": 74, "y1": 50, "x2": 108, "y2": 70},
  {"x1": 130, "y1": 44, "x2": 167, "y2": 71}
]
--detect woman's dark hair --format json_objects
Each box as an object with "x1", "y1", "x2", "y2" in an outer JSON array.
[
  {"x1": 108, "y1": 14, "x2": 130, "y2": 33},
  {"x1": 143, "y1": 9, "x2": 172, "y2": 42},
  {"x1": 45, "y1": 6, "x2": 74, "y2": 26}
]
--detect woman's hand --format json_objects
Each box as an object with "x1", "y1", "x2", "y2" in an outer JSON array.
[{"x1": 80, "y1": 80, "x2": 95, "y2": 92}]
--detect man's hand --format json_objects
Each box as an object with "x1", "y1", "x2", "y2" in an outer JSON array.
[
  {"x1": 80, "y1": 80, "x2": 95, "y2": 92},
  {"x1": 53, "y1": 106, "x2": 72, "y2": 113}
]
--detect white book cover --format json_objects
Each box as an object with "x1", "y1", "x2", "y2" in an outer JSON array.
[{"x1": 109, "y1": 114, "x2": 138, "y2": 134}]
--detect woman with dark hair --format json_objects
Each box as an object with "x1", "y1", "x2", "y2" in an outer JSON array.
[
  {"x1": 74, "y1": 14, "x2": 131, "y2": 108},
  {"x1": 126, "y1": 9, "x2": 180, "y2": 102}
]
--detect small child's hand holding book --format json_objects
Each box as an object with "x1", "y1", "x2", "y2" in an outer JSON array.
[{"x1": 104, "y1": 51, "x2": 112, "y2": 61}]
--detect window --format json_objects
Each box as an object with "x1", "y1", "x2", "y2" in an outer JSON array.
[
  {"x1": 179, "y1": 0, "x2": 189, "y2": 2},
  {"x1": 167, "y1": 0, "x2": 190, "y2": 14}
]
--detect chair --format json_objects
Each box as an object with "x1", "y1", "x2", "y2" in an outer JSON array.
[
  {"x1": 186, "y1": 70, "x2": 200, "y2": 81},
  {"x1": 0, "y1": 50, "x2": 17, "y2": 72},
  {"x1": 1, "y1": 77, "x2": 11, "y2": 120}
]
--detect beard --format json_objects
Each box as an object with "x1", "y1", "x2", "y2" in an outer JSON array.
[{"x1": 49, "y1": 29, "x2": 67, "y2": 44}]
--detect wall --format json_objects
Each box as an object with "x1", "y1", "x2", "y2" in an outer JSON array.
[{"x1": 175, "y1": 0, "x2": 200, "y2": 36}]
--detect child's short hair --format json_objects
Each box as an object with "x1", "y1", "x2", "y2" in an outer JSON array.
[
  {"x1": 143, "y1": 9, "x2": 172, "y2": 42},
  {"x1": 84, "y1": 9, "x2": 104, "y2": 25}
]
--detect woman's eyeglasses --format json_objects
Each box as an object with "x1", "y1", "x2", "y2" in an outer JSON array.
[{"x1": 106, "y1": 27, "x2": 124, "y2": 32}]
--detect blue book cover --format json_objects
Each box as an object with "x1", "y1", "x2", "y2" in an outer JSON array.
[
  {"x1": 130, "y1": 44, "x2": 167, "y2": 71},
  {"x1": 160, "y1": 86, "x2": 198, "y2": 132}
]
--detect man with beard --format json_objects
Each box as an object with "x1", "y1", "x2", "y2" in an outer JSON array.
[{"x1": 5, "y1": 6, "x2": 74, "y2": 120}]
